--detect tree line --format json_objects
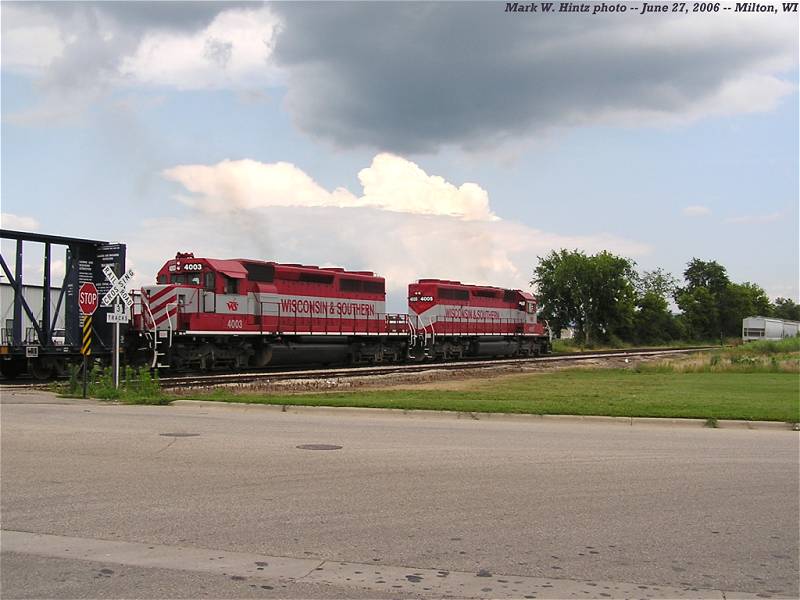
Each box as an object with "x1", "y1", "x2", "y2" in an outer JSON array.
[{"x1": 531, "y1": 250, "x2": 800, "y2": 345}]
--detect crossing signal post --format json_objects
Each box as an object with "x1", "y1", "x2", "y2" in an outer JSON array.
[
  {"x1": 102, "y1": 266, "x2": 134, "y2": 389},
  {"x1": 81, "y1": 315, "x2": 92, "y2": 398},
  {"x1": 81, "y1": 316, "x2": 93, "y2": 356}
]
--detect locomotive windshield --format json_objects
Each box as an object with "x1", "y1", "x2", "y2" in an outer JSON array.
[{"x1": 169, "y1": 273, "x2": 201, "y2": 285}]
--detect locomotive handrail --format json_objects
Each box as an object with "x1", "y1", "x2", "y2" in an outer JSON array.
[
  {"x1": 141, "y1": 300, "x2": 159, "y2": 368},
  {"x1": 425, "y1": 314, "x2": 533, "y2": 336},
  {"x1": 142, "y1": 298, "x2": 156, "y2": 334},
  {"x1": 165, "y1": 301, "x2": 178, "y2": 348}
]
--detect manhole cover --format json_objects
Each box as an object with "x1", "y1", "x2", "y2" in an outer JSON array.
[
  {"x1": 296, "y1": 444, "x2": 342, "y2": 451},
  {"x1": 159, "y1": 433, "x2": 200, "y2": 437}
]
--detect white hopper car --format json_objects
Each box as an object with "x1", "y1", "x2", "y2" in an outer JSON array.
[{"x1": 742, "y1": 316, "x2": 800, "y2": 342}]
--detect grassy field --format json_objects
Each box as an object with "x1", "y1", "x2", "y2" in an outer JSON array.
[
  {"x1": 638, "y1": 337, "x2": 799, "y2": 373},
  {"x1": 550, "y1": 338, "x2": 725, "y2": 353},
  {"x1": 185, "y1": 369, "x2": 800, "y2": 422}
]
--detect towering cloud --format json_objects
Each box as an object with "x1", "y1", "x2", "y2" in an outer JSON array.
[{"x1": 164, "y1": 153, "x2": 496, "y2": 221}]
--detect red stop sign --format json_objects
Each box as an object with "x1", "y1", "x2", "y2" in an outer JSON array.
[{"x1": 78, "y1": 282, "x2": 99, "y2": 315}]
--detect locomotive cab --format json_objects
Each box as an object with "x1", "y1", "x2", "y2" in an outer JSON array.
[{"x1": 140, "y1": 253, "x2": 209, "y2": 336}]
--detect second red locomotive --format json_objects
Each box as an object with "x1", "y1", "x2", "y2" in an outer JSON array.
[{"x1": 409, "y1": 279, "x2": 549, "y2": 359}]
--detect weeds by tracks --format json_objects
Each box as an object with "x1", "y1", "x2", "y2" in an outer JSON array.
[
  {"x1": 59, "y1": 365, "x2": 167, "y2": 404},
  {"x1": 635, "y1": 337, "x2": 799, "y2": 374}
]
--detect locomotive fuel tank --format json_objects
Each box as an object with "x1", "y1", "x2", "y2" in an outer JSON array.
[
  {"x1": 269, "y1": 341, "x2": 352, "y2": 365},
  {"x1": 470, "y1": 339, "x2": 520, "y2": 357}
]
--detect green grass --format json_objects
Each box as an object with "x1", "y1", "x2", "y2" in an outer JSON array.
[
  {"x1": 182, "y1": 369, "x2": 800, "y2": 422},
  {"x1": 551, "y1": 338, "x2": 723, "y2": 353},
  {"x1": 637, "y1": 337, "x2": 799, "y2": 374},
  {"x1": 728, "y1": 336, "x2": 800, "y2": 356},
  {"x1": 59, "y1": 365, "x2": 169, "y2": 404}
]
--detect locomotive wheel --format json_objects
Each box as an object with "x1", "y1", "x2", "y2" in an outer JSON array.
[
  {"x1": 0, "y1": 359, "x2": 25, "y2": 380},
  {"x1": 28, "y1": 358, "x2": 55, "y2": 380},
  {"x1": 51, "y1": 359, "x2": 67, "y2": 377}
]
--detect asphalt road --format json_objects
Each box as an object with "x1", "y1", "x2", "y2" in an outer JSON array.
[{"x1": 1, "y1": 389, "x2": 798, "y2": 599}]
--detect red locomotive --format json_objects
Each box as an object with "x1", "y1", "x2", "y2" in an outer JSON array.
[
  {"x1": 408, "y1": 279, "x2": 549, "y2": 359},
  {"x1": 128, "y1": 252, "x2": 550, "y2": 369}
]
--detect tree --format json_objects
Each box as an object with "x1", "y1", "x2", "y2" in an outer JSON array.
[
  {"x1": 676, "y1": 286, "x2": 720, "y2": 339},
  {"x1": 682, "y1": 259, "x2": 730, "y2": 295},
  {"x1": 773, "y1": 298, "x2": 800, "y2": 321},
  {"x1": 632, "y1": 268, "x2": 680, "y2": 343},
  {"x1": 532, "y1": 250, "x2": 636, "y2": 345},
  {"x1": 636, "y1": 268, "x2": 678, "y2": 299},
  {"x1": 675, "y1": 259, "x2": 731, "y2": 339},
  {"x1": 676, "y1": 259, "x2": 776, "y2": 338},
  {"x1": 722, "y1": 282, "x2": 772, "y2": 332},
  {"x1": 738, "y1": 282, "x2": 773, "y2": 317},
  {"x1": 633, "y1": 292, "x2": 674, "y2": 343}
]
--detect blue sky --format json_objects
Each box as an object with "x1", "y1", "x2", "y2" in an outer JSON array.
[{"x1": 1, "y1": 1, "x2": 797, "y2": 310}]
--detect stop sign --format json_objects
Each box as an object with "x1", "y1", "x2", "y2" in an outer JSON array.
[{"x1": 78, "y1": 282, "x2": 99, "y2": 315}]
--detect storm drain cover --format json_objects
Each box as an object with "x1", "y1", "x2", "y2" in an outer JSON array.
[
  {"x1": 296, "y1": 444, "x2": 342, "y2": 451},
  {"x1": 159, "y1": 433, "x2": 200, "y2": 437}
]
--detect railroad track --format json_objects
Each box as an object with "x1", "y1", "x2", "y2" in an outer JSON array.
[{"x1": 159, "y1": 346, "x2": 717, "y2": 389}]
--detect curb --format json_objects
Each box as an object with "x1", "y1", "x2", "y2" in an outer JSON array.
[{"x1": 169, "y1": 400, "x2": 798, "y2": 431}]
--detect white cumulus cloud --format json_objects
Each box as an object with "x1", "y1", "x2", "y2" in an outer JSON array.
[
  {"x1": 682, "y1": 205, "x2": 712, "y2": 217},
  {"x1": 164, "y1": 153, "x2": 497, "y2": 221},
  {"x1": 1, "y1": 213, "x2": 40, "y2": 231},
  {"x1": 120, "y1": 7, "x2": 280, "y2": 89},
  {"x1": 0, "y1": 4, "x2": 65, "y2": 72},
  {"x1": 724, "y1": 212, "x2": 782, "y2": 224}
]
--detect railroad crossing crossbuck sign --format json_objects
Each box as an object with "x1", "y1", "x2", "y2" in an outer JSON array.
[{"x1": 102, "y1": 266, "x2": 134, "y2": 323}]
